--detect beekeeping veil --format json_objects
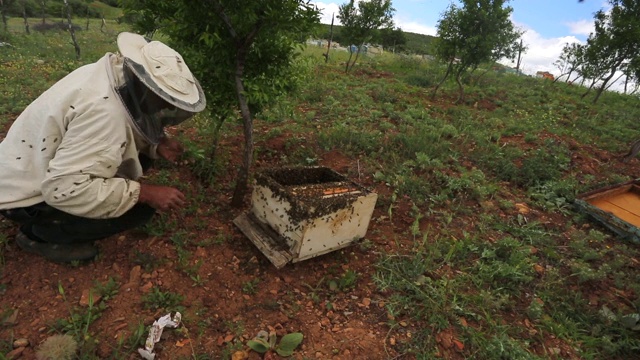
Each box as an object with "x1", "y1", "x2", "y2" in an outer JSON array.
[{"x1": 116, "y1": 32, "x2": 206, "y2": 144}]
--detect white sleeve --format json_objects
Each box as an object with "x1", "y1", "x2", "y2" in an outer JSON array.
[{"x1": 41, "y1": 114, "x2": 141, "y2": 219}]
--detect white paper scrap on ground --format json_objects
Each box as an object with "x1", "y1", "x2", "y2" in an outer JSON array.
[{"x1": 138, "y1": 312, "x2": 182, "y2": 360}]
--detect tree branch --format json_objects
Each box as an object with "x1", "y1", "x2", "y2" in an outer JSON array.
[{"x1": 210, "y1": 0, "x2": 238, "y2": 40}]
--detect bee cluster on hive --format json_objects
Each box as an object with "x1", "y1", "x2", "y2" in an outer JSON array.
[{"x1": 242, "y1": 166, "x2": 378, "y2": 266}]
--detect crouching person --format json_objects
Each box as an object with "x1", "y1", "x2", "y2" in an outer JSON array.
[{"x1": 0, "y1": 32, "x2": 206, "y2": 262}]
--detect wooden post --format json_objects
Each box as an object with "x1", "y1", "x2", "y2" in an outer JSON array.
[
  {"x1": 324, "y1": 13, "x2": 334, "y2": 63},
  {"x1": 515, "y1": 39, "x2": 523, "y2": 75},
  {"x1": 62, "y1": 0, "x2": 80, "y2": 59}
]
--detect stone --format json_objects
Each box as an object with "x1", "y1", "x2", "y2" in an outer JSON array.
[
  {"x1": 140, "y1": 282, "x2": 153, "y2": 293},
  {"x1": 79, "y1": 289, "x2": 102, "y2": 306},
  {"x1": 12, "y1": 338, "x2": 29, "y2": 348},
  {"x1": 6, "y1": 347, "x2": 25, "y2": 359},
  {"x1": 129, "y1": 266, "x2": 141, "y2": 284}
]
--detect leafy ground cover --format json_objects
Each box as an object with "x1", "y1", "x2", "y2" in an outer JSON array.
[{"x1": 2, "y1": 18, "x2": 640, "y2": 360}]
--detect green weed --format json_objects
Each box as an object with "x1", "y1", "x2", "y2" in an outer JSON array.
[
  {"x1": 242, "y1": 279, "x2": 260, "y2": 295},
  {"x1": 142, "y1": 287, "x2": 185, "y2": 312}
]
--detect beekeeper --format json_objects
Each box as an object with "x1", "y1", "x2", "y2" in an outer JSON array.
[{"x1": 0, "y1": 32, "x2": 206, "y2": 262}]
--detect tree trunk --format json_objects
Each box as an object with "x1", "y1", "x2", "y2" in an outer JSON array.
[
  {"x1": 592, "y1": 66, "x2": 618, "y2": 104},
  {"x1": 41, "y1": 0, "x2": 46, "y2": 24},
  {"x1": 622, "y1": 138, "x2": 640, "y2": 163},
  {"x1": 454, "y1": 67, "x2": 465, "y2": 104},
  {"x1": 565, "y1": 69, "x2": 574, "y2": 83},
  {"x1": 23, "y1": 3, "x2": 29, "y2": 34},
  {"x1": 344, "y1": 49, "x2": 354, "y2": 73},
  {"x1": 604, "y1": 73, "x2": 624, "y2": 92},
  {"x1": 347, "y1": 43, "x2": 364, "y2": 73},
  {"x1": 210, "y1": 0, "x2": 263, "y2": 207},
  {"x1": 624, "y1": 74, "x2": 629, "y2": 94},
  {"x1": 324, "y1": 13, "x2": 333, "y2": 63},
  {"x1": 63, "y1": 0, "x2": 80, "y2": 60},
  {"x1": 515, "y1": 39, "x2": 523, "y2": 75},
  {"x1": 553, "y1": 73, "x2": 568, "y2": 83},
  {"x1": 581, "y1": 79, "x2": 597, "y2": 99},
  {"x1": 0, "y1": 0, "x2": 7, "y2": 33},
  {"x1": 431, "y1": 59, "x2": 454, "y2": 99},
  {"x1": 580, "y1": 77, "x2": 587, "y2": 86},
  {"x1": 231, "y1": 55, "x2": 253, "y2": 207}
]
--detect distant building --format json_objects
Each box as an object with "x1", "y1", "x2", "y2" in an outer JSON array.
[{"x1": 536, "y1": 71, "x2": 554, "y2": 80}]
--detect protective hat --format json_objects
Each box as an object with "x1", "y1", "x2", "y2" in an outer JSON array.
[{"x1": 117, "y1": 32, "x2": 206, "y2": 113}]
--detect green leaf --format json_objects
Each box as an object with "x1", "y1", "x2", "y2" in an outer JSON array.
[
  {"x1": 276, "y1": 332, "x2": 304, "y2": 357},
  {"x1": 276, "y1": 347, "x2": 295, "y2": 357},
  {"x1": 329, "y1": 280, "x2": 338, "y2": 291},
  {"x1": 620, "y1": 313, "x2": 640, "y2": 331},
  {"x1": 247, "y1": 339, "x2": 270, "y2": 353},
  {"x1": 269, "y1": 331, "x2": 277, "y2": 348}
]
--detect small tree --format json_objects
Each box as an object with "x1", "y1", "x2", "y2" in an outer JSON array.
[
  {"x1": 379, "y1": 26, "x2": 406, "y2": 53},
  {"x1": 554, "y1": 42, "x2": 585, "y2": 83},
  {"x1": 337, "y1": 0, "x2": 394, "y2": 72},
  {"x1": 432, "y1": 0, "x2": 522, "y2": 103},
  {"x1": 580, "y1": 0, "x2": 640, "y2": 103},
  {"x1": 121, "y1": 0, "x2": 320, "y2": 206}
]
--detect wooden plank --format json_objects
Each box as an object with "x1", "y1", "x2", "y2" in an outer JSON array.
[
  {"x1": 589, "y1": 191, "x2": 640, "y2": 227},
  {"x1": 575, "y1": 199, "x2": 640, "y2": 244},
  {"x1": 582, "y1": 184, "x2": 633, "y2": 201},
  {"x1": 233, "y1": 213, "x2": 292, "y2": 269}
]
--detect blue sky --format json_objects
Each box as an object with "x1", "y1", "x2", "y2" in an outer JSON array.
[{"x1": 311, "y1": 0, "x2": 610, "y2": 76}]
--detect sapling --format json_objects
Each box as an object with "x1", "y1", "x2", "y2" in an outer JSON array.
[{"x1": 247, "y1": 330, "x2": 304, "y2": 357}]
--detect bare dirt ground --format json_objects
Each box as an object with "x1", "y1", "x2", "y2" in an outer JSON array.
[
  {"x1": 0, "y1": 116, "x2": 416, "y2": 359},
  {"x1": 2, "y1": 99, "x2": 640, "y2": 360}
]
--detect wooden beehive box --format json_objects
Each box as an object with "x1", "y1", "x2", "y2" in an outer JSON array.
[
  {"x1": 234, "y1": 166, "x2": 378, "y2": 268},
  {"x1": 575, "y1": 179, "x2": 640, "y2": 244}
]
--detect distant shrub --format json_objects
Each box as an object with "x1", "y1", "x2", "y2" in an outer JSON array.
[
  {"x1": 471, "y1": 138, "x2": 570, "y2": 188},
  {"x1": 404, "y1": 73, "x2": 434, "y2": 88}
]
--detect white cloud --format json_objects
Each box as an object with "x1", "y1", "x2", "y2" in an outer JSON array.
[
  {"x1": 499, "y1": 25, "x2": 630, "y2": 92},
  {"x1": 311, "y1": 1, "x2": 438, "y2": 36},
  {"x1": 311, "y1": 1, "x2": 437, "y2": 35},
  {"x1": 499, "y1": 22, "x2": 582, "y2": 78},
  {"x1": 566, "y1": 19, "x2": 593, "y2": 36},
  {"x1": 310, "y1": 1, "x2": 630, "y2": 92},
  {"x1": 396, "y1": 20, "x2": 437, "y2": 36},
  {"x1": 312, "y1": 2, "x2": 342, "y2": 25}
]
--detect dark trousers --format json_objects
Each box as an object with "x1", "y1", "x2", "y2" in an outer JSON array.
[
  {"x1": 1, "y1": 202, "x2": 155, "y2": 245},
  {"x1": 1, "y1": 154, "x2": 157, "y2": 244}
]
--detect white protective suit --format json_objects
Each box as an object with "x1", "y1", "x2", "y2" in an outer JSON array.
[{"x1": 0, "y1": 53, "x2": 157, "y2": 219}]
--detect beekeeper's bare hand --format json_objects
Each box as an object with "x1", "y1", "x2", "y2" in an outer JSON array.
[
  {"x1": 157, "y1": 137, "x2": 184, "y2": 164},
  {"x1": 139, "y1": 184, "x2": 186, "y2": 211}
]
